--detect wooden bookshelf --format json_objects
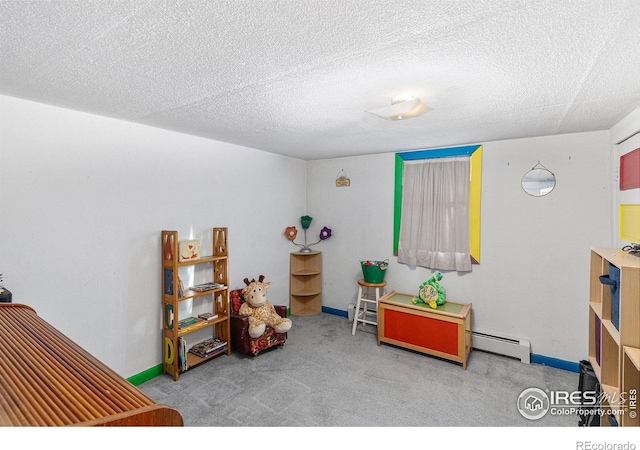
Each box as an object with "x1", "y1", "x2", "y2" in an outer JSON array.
[
  {"x1": 162, "y1": 228, "x2": 231, "y2": 381},
  {"x1": 588, "y1": 248, "x2": 640, "y2": 426},
  {"x1": 289, "y1": 251, "x2": 322, "y2": 315}
]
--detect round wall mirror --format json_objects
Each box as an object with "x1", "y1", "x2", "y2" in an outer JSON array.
[{"x1": 522, "y1": 165, "x2": 555, "y2": 197}]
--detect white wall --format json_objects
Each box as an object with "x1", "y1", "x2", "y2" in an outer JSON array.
[
  {"x1": 307, "y1": 131, "x2": 612, "y2": 362},
  {"x1": 0, "y1": 93, "x2": 629, "y2": 374},
  {"x1": 0, "y1": 95, "x2": 307, "y2": 378}
]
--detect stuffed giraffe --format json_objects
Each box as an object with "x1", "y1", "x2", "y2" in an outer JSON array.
[{"x1": 240, "y1": 275, "x2": 292, "y2": 338}]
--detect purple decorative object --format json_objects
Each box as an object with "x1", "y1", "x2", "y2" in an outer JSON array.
[{"x1": 320, "y1": 227, "x2": 332, "y2": 240}]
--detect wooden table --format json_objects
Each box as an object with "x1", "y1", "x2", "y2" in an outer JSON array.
[
  {"x1": 0, "y1": 303, "x2": 183, "y2": 426},
  {"x1": 377, "y1": 291, "x2": 472, "y2": 369}
]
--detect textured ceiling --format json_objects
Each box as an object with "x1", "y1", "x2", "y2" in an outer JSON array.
[{"x1": 2, "y1": 0, "x2": 640, "y2": 160}]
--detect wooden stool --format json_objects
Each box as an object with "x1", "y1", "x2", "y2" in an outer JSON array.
[{"x1": 352, "y1": 279, "x2": 387, "y2": 335}]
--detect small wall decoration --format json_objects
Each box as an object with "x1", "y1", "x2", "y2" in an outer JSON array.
[
  {"x1": 521, "y1": 162, "x2": 555, "y2": 197},
  {"x1": 620, "y1": 204, "x2": 640, "y2": 242},
  {"x1": 336, "y1": 169, "x2": 350, "y2": 187},
  {"x1": 620, "y1": 148, "x2": 640, "y2": 191},
  {"x1": 179, "y1": 239, "x2": 200, "y2": 261}
]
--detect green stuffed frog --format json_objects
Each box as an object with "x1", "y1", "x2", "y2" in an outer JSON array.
[{"x1": 412, "y1": 271, "x2": 446, "y2": 309}]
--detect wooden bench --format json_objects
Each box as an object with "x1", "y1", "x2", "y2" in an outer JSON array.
[{"x1": 0, "y1": 304, "x2": 183, "y2": 426}]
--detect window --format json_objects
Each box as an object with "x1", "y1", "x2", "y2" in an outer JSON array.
[{"x1": 393, "y1": 145, "x2": 482, "y2": 271}]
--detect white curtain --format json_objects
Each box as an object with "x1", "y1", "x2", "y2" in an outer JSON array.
[{"x1": 398, "y1": 157, "x2": 472, "y2": 272}]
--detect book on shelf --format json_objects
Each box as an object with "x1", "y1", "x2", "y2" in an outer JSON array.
[
  {"x1": 188, "y1": 337, "x2": 227, "y2": 358},
  {"x1": 178, "y1": 277, "x2": 185, "y2": 298},
  {"x1": 178, "y1": 316, "x2": 205, "y2": 334},
  {"x1": 188, "y1": 345, "x2": 227, "y2": 358},
  {"x1": 189, "y1": 346, "x2": 227, "y2": 358},
  {"x1": 178, "y1": 316, "x2": 200, "y2": 328},
  {"x1": 189, "y1": 282, "x2": 226, "y2": 292},
  {"x1": 198, "y1": 312, "x2": 218, "y2": 322},
  {"x1": 178, "y1": 337, "x2": 187, "y2": 371}
]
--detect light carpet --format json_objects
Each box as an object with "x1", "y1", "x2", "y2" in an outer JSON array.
[{"x1": 139, "y1": 312, "x2": 580, "y2": 427}]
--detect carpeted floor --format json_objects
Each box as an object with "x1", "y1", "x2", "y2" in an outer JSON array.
[{"x1": 139, "y1": 312, "x2": 580, "y2": 427}]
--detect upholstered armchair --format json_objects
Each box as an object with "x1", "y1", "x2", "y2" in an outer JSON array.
[{"x1": 229, "y1": 289, "x2": 288, "y2": 356}]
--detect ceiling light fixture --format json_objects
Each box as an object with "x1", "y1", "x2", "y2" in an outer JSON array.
[{"x1": 366, "y1": 95, "x2": 431, "y2": 121}]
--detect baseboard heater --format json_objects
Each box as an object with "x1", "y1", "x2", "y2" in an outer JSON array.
[{"x1": 472, "y1": 331, "x2": 531, "y2": 364}]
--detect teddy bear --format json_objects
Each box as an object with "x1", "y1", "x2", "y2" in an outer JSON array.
[{"x1": 240, "y1": 275, "x2": 292, "y2": 338}]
